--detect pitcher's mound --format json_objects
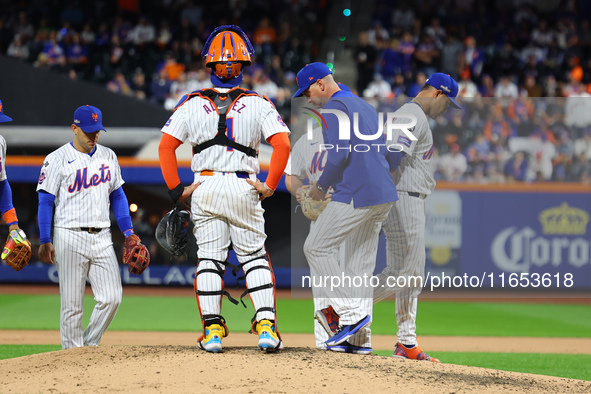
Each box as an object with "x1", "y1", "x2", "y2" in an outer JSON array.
[{"x1": 1, "y1": 345, "x2": 589, "y2": 393}]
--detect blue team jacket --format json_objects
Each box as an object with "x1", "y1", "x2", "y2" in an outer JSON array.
[{"x1": 317, "y1": 90, "x2": 398, "y2": 208}]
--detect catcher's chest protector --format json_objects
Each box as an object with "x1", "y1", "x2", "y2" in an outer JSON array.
[{"x1": 175, "y1": 88, "x2": 266, "y2": 158}]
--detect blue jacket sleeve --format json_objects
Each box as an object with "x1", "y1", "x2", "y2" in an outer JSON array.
[
  {"x1": 38, "y1": 191, "x2": 55, "y2": 244},
  {"x1": 110, "y1": 187, "x2": 134, "y2": 236},
  {"x1": 0, "y1": 179, "x2": 14, "y2": 215},
  {"x1": 386, "y1": 150, "x2": 403, "y2": 172}
]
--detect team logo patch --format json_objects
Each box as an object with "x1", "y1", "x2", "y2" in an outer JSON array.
[
  {"x1": 397, "y1": 135, "x2": 412, "y2": 148},
  {"x1": 38, "y1": 169, "x2": 47, "y2": 185},
  {"x1": 92, "y1": 113, "x2": 98, "y2": 122},
  {"x1": 277, "y1": 115, "x2": 286, "y2": 127},
  {"x1": 423, "y1": 145, "x2": 434, "y2": 160},
  {"x1": 165, "y1": 119, "x2": 172, "y2": 127},
  {"x1": 44, "y1": 161, "x2": 49, "y2": 167}
]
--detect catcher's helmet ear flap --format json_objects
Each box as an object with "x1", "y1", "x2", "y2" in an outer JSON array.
[{"x1": 202, "y1": 25, "x2": 255, "y2": 80}]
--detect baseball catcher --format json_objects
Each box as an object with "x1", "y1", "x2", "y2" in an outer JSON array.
[
  {"x1": 299, "y1": 187, "x2": 331, "y2": 221},
  {"x1": 1, "y1": 229, "x2": 31, "y2": 271},
  {"x1": 156, "y1": 207, "x2": 193, "y2": 256},
  {"x1": 123, "y1": 234, "x2": 150, "y2": 275}
]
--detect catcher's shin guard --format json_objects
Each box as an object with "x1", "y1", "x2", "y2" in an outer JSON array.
[{"x1": 194, "y1": 258, "x2": 238, "y2": 344}]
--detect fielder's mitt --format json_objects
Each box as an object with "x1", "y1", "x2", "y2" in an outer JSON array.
[
  {"x1": 1, "y1": 229, "x2": 31, "y2": 271},
  {"x1": 123, "y1": 234, "x2": 150, "y2": 275},
  {"x1": 299, "y1": 187, "x2": 331, "y2": 221}
]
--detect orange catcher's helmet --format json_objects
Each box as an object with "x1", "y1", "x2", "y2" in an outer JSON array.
[{"x1": 202, "y1": 25, "x2": 255, "y2": 80}]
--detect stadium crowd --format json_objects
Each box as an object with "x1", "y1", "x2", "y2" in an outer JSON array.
[
  {"x1": 1, "y1": 0, "x2": 591, "y2": 183},
  {"x1": 360, "y1": 0, "x2": 591, "y2": 183}
]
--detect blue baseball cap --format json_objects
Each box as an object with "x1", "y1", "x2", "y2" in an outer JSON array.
[
  {"x1": 293, "y1": 62, "x2": 333, "y2": 97},
  {"x1": 425, "y1": 73, "x2": 461, "y2": 109},
  {"x1": 73, "y1": 105, "x2": 106, "y2": 133},
  {"x1": 0, "y1": 100, "x2": 12, "y2": 123}
]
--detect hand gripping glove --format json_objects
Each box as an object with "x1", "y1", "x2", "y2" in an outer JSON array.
[
  {"x1": 123, "y1": 234, "x2": 150, "y2": 275},
  {"x1": 1, "y1": 229, "x2": 31, "y2": 271},
  {"x1": 299, "y1": 187, "x2": 331, "y2": 221}
]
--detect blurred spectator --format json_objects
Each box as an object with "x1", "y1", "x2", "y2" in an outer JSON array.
[
  {"x1": 354, "y1": 31, "x2": 378, "y2": 94},
  {"x1": 565, "y1": 83, "x2": 591, "y2": 139},
  {"x1": 42, "y1": 31, "x2": 66, "y2": 67},
  {"x1": 367, "y1": 20, "x2": 390, "y2": 48},
  {"x1": 127, "y1": 16, "x2": 155, "y2": 46},
  {"x1": 150, "y1": 67, "x2": 172, "y2": 106},
  {"x1": 14, "y1": 12, "x2": 35, "y2": 40},
  {"x1": 438, "y1": 143, "x2": 468, "y2": 181},
  {"x1": 252, "y1": 70, "x2": 279, "y2": 102},
  {"x1": 363, "y1": 73, "x2": 392, "y2": 100},
  {"x1": 407, "y1": 72, "x2": 427, "y2": 98},
  {"x1": 391, "y1": 4, "x2": 415, "y2": 33},
  {"x1": 379, "y1": 39, "x2": 403, "y2": 84},
  {"x1": 495, "y1": 75, "x2": 519, "y2": 99},
  {"x1": 66, "y1": 32, "x2": 89, "y2": 70},
  {"x1": 413, "y1": 34, "x2": 439, "y2": 77},
  {"x1": 504, "y1": 151, "x2": 528, "y2": 181},
  {"x1": 180, "y1": 0, "x2": 203, "y2": 26},
  {"x1": 106, "y1": 71, "x2": 132, "y2": 95},
  {"x1": 440, "y1": 32, "x2": 463, "y2": 79},
  {"x1": 398, "y1": 31, "x2": 415, "y2": 78},
  {"x1": 522, "y1": 74, "x2": 542, "y2": 97},
  {"x1": 478, "y1": 74, "x2": 496, "y2": 97},
  {"x1": 80, "y1": 23, "x2": 95, "y2": 45},
  {"x1": 457, "y1": 69, "x2": 478, "y2": 97},
  {"x1": 570, "y1": 152, "x2": 591, "y2": 181},
  {"x1": 6, "y1": 34, "x2": 29, "y2": 60},
  {"x1": 461, "y1": 36, "x2": 485, "y2": 79},
  {"x1": 131, "y1": 70, "x2": 150, "y2": 100}
]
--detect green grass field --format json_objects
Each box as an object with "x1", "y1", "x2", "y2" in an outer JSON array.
[{"x1": 1, "y1": 294, "x2": 590, "y2": 381}]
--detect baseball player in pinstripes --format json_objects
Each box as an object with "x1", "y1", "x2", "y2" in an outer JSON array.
[
  {"x1": 0, "y1": 100, "x2": 30, "y2": 260},
  {"x1": 285, "y1": 91, "x2": 372, "y2": 354},
  {"x1": 373, "y1": 73, "x2": 461, "y2": 362},
  {"x1": 158, "y1": 25, "x2": 290, "y2": 353},
  {"x1": 37, "y1": 105, "x2": 141, "y2": 349},
  {"x1": 295, "y1": 63, "x2": 400, "y2": 351}
]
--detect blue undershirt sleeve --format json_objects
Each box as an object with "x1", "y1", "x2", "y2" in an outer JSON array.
[
  {"x1": 0, "y1": 179, "x2": 15, "y2": 215},
  {"x1": 38, "y1": 190, "x2": 55, "y2": 244},
  {"x1": 110, "y1": 186, "x2": 134, "y2": 237}
]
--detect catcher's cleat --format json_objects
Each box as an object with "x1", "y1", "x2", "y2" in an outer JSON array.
[
  {"x1": 327, "y1": 341, "x2": 372, "y2": 355},
  {"x1": 393, "y1": 342, "x2": 440, "y2": 362},
  {"x1": 256, "y1": 319, "x2": 282, "y2": 352},
  {"x1": 315, "y1": 306, "x2": 339, "y2": 337},
  {"x1": 325, "y1": 315, "x2": 371, "y2": 347},
  {"x1": 198, "y1": 324, "x2": 225, "y2": 353}
]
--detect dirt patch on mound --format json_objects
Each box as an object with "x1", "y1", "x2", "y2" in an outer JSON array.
[{"x1": 1, "y1": 345, "x2": 590, "y2": 393}]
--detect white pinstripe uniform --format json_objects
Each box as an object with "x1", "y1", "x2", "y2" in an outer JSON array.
[
  {"x1": 162, "y1": 88, "x2": 290, "y2": 326},
  {"x1": 37, "y1": 143, "x2": 124, "y2": 349},
  {"x1": 286, "y1": 133, "x2": 371, "y2": 349},
  {"x1": 0, "y1": 135, "x2": 8, "y2": 182},
  {"x1": 374, "y1": 102, "x2": 435, "y2": 345}
]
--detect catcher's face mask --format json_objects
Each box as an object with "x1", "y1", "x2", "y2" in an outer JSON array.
[
  {"x1": 202, "y1": 25, "x2": 255, "y2": 80},
  {"x1": 156, "y1": 208, "x2": 193, "y2": 257}
]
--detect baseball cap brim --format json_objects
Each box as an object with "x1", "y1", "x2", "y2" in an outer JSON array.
[
  {"x1": 448, "y1": 97, "x2": 461, "y2": 109},
  {"x1": 79, "y1": 123, "x2": 106, "y2": 133},
  {"x1": 293, "y1": 82, "x2": 314, "y2": 98},
  {"x1": 0, "y1": 114, "x2": 13, "y2": 123}
]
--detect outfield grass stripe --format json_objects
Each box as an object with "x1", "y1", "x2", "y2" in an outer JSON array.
[
  {"x1": 371, "y1": 351, "x2": 591, "y2": 382},
  {"x1": 1, "y1": 295, "x2": 590, "y2": 338}
]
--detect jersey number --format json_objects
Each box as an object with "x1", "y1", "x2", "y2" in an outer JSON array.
[{"x1": 226, "y1": 117, "x2": 234, "y2": 151}]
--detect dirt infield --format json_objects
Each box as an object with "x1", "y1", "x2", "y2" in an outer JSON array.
[
  {"x1": 2, "y1": 284, "x2": 591, "y2": 392},
  {"x1": 1, "y1": 344, "x2": 590, "y2": 393}
]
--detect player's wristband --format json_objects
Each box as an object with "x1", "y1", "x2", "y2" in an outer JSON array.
[
  {"x1": 263, "y1": 182, "x2": 275, "y2": 192},
  {"x1": 168, "y1": 184, "x2": 184, "y2": 203}
]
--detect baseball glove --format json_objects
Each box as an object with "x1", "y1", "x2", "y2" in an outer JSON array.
[
  {"x1": 123, "y1": 234, "x2": 150, "y2": 275},
  {"x1": 1, "y1": 229, "x2": 31, "y2": 271},
  {"x1": 299, "y1": 187, "x2": 331, "y2": 221}
]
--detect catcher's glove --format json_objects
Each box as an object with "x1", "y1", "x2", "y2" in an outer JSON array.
[
  {"x1": 155, "y1": 207, "x2": 192, "y2": 257},
  {"x1": 299, "y1": 187, "x2": 331, "y2": 221},
  {"x1": 2, "y1": 229, "x2": 31, "y2": 271},
  {"x1": 123, "y1": 234, "x2": 150, "y2": 275}
]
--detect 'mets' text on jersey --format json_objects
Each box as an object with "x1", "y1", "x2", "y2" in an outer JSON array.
[
  {"x1": 162, "y1": 88, "x2": 290, "y2": 174},
  {"x1": 36, "y1": 143, "x2": 124, "y2": 228}
]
